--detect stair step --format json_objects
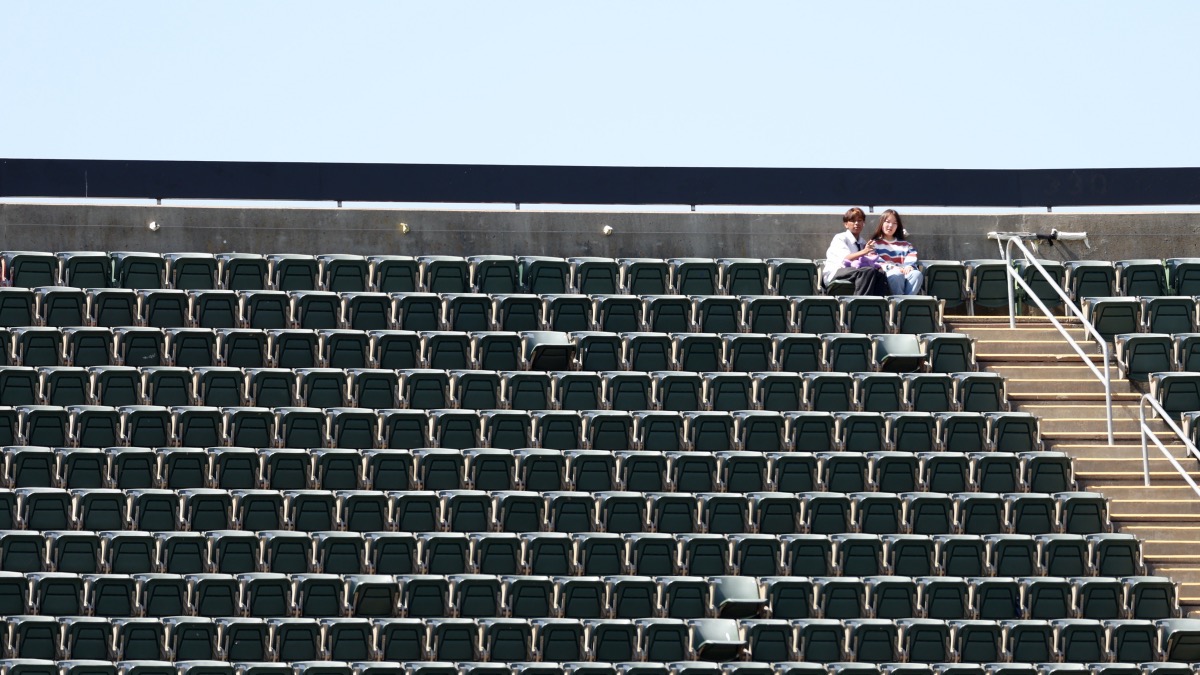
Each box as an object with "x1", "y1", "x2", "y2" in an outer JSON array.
[
  {"x1": 1141, "y1": 540, "x2": 1200, "y2": 557},
  {"x1": 1075, "y1": 456, "x2": 1200, "y2": 472},
  {"x1": 1113, "y1": 525, "x2": 1200, "y2": 542},
  {"x1": 951, "y1": 328, "x2": 1093, "y2": 342},
  {"x1": 1010, "y1": 392, "x2": 1145, "y2": 402},
  {"x1": 1020, "y1": 404, "x2": 1150, "y2": 421},
  {"x1": 997, "y1": 379, "x2": 1138, "y2": 396},
  {"x1": 1043, "y1": 431, "x2": 1148, "y2": 441},
  {"x1": 1039, "y1": 418, "x2": 1161, "y2": 433},
  {"x1": 1084, "y1": 485, "x2": 1200, "y2": 498},
  {"x1": 978, "y1": 356, "x2": 1109, "y2": 366},
  {"x1": 1049, "y1": 443, "x2": 1190, "y2": 458}
]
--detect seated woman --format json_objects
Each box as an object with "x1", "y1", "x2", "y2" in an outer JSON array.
[{"x1": 869, "y1": 209, "x2": 923, "y2": 295}]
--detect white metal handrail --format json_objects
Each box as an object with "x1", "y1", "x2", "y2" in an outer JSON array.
[
  {"x1": 989, "y1": 232, "x2": 1114, "y2": 445},
  {"x1": 1139, "y1": 393, "x2": 1200, "y2": 497}
]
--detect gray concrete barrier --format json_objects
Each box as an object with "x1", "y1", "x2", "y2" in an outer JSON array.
[{"x1": 2, "y1": 203, "x2": 1196, "y2": 262}]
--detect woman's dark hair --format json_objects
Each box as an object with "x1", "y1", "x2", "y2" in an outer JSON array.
[{"x1": 870, "y1": 209, "x2": 907, "y2": 240}]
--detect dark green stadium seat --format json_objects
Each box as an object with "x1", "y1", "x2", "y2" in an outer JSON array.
[
  {"x1": 341, "y1": 292, "x2": 393, "y2": 331},
  {"x1": 823, "y1": 333, "x2": 871, "y2": 372},
  {"x1": 916, "y1": 334, "x2": 974, "y2": 374},
  {"x1": 419, "y1": 256, "x2": 470, "y2": 293},
  {"x1": 964, "y1": 260, "x2": 1011, "y2": 314},
  {"x1": 803, "y1": 372, "x2": 853, "y2": 412},
  {"x1": 1003, "y1": 619, "x2": 1052, "y2": 662},
  {"x1": 56, "y1": 251, "x2": 108, "y2": 289},
  {"x1": 1015, "y1": 259, "x2": 1066, "y2": 312},
  {"x1": 1070, "y1": 576, "x2": 1122, "y2": 619},
  {"x1": 1143, "y1": 296, "x2": 1196, "y2": 333},
  {"x1": 740, "y1": 297, "x2": 790, "y2": 334},
  {"x1": 949, "y1": 619, "x2": 1000, "y2": 662},
  {"x1": 163, "y1": 252, "x2": 217, "y2": 290},
  {"x1": 917, "y1": 260, "x2": 968, "y2": 312},
  {"x1": 7, "y1": 252, "x2": 58, "y2": 288},
  {"x1": 1167, "y1": 257, "x2": 1200, "y2": 295},
  {"x1": 58, "y1": 328, "x2": 108, "y2": 368},
  {"x1": 36, "y1": 287, "x2": 84, "y2": 327},
  {"x1": 1150, "y1": 372, "x2": 1200, "y2": 419},
  {"x1": 38, "y1": 367, "x2": 85, "y2": 406},
  {"x1": 480, "y1": 410, "x2": 532, "y2": 450},
  {"x1": 109, "y1": 252, "x2": 164, "y2": 289},
  {"x1": 0, "y1": 288, "x2": 35, "y2": 328},
  {"x1": 165, "y1": 328, "x2": 216, "y2": 367},
  {"x1": 267, "y1": 254, "x2": 318, "y2": 292},
  {"x1": 394, "y1": 293, "x2": 442, "y2": 331},
  {"x1": 12, "y1": 328, "x2": 61, "y2": 367},
  {"x1": 717, "y1": 258, "x2": 768, "y2": 295},
  {"x1": 1064, "y1": 260, "x2": 1115, "y2": 301},
  {"x1": 754, "y1": 373, "x2": 803, "y2": 412},
  {"x1": 767, "y1": 258, "x2": 819, "y2": 296},
  {"x1": 693, "y1": 296, "x2": 740, "y2": 334},
  {"x1": 791, "y1": 296, "x2": 841, "y2": 334},
  {"x1": 1156, "y1": 618, "x2": 1200, "y2": 661},
  {"x1": 368, "y1": 255, "x2": 418, "y2": 293},
  {"x1": 218, "y1": 253, "x2": 269, "y2": 291},
  {"x1": 444, "y1": 293, "x2": 492, "y2": 332},
  {"x1": 317, "y1": 254, "x2": 369, "y2": 292},
  {"x1": 1115, "y1": 258, "x2": 1166, "y2": 296},
  {"x1": 1088, "y1": 532, "x2": 1144, "y2": 576},
  {"x1": 489, "y1": 295, "x2": 541, "y2": 333},
  {"x1": 841, "y1": 296, "x2": 889, "y2": 334},
  {"x1": 242, "y1": 290, "x2": 290, "y2": 329},
  {"x1": 1115, "y1": 332, "x2": 1172, "y2": 381},
  {"x1": 951, "y1": 372, "x2": 1006, "y2": 413}
]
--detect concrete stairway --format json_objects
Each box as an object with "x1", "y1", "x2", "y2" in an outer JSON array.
[{"x1": 948, "y1": 314, "x2": 1200, "y2": 616}]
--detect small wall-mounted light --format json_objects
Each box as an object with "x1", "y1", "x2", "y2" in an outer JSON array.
[
  {"x1": 602, "y1": 225, "x2": 614, "y2": 236},
  {"x1": 148, "y1": 221, "x2": 160, "y2": 231},
  {"x1": 399, "y1": 222, "x2": 411, "y2": 235}
]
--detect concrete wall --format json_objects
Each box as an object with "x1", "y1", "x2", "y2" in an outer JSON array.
[{"x1": 2, "y1": 203, "x2": 1197, "y2": 262}]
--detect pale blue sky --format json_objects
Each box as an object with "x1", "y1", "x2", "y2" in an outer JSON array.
[{"x1": 1, "y1": 1, "x2": 1197, "y2": 170}]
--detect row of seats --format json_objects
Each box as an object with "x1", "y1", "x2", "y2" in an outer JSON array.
[
  {"x1": 0, "y1": 327, "x2": 974, "y2": 375},
  {"x1": 1083, "y1": 299, "x2": 1200, "y2": 341},
  {"x1": 3, "y1": 445, "x2": 1063, "y2": 494},
  {"x1": 10, "y1": 250, "x2": 1200, "y2": 312},
  {"x1": 0, "y1": 368, "x2": 996, "y2": 420},
  {"x1": 961, "y1": 259, "x2": 1200, "y2": 314},
  {"x1": 0, "y1": 287, "x2": 948, "y2": 337},
  {"x1": 1028, "y1": 259, "x2": 1200, "y2": 303},
  {"x1": 0, "y1": 570, "x2": 1175, "y2": 621},
  {"x1": 0, "y1": 403, "x2": 1024, "y2": 458},
  {"x1": 0, "y1": 487, "x2": 1110, "y2": 536},
  {"x1": 9, "y1": 660, "x2": 1200, "y2": 675},
  {"x1": 12, "y1": 250, "x2": 1200, "y2": 306},
  {"x1": 1114, "y1": 334, "x2": 1200, "y2": 381},
  {"x1": 0, "y1": 528, "x2": 1139, "y2": 579},
  {"x1": 3, "y1": 614, "x2": 1200, "y2": 668},
  {"x1": 2, "y1": 254, "x2": 829, "y2": 297}
]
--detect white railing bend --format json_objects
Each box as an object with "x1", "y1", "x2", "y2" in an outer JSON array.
[
  {"x1": 989, "y1": 232, "x2": 1114, "y2": 446},
  {"x1": 1139, "y1": 393, "x2": 1200, "y2": 497}
]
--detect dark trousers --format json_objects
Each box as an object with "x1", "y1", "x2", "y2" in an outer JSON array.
[{"x1": 831, "y1": 266, "x2": 889, "y2": 296}]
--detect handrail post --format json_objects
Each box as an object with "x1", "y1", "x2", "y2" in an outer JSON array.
[
  {"x1": 1104, "y1": 343, "x2": 1114, "y2": 446},
  {"x1": 999, "y1": 237, "x2": 1016, "y2": 330},
  {"x1": 1141, "y1": 396, "x2": 1151, "y2": 487}
]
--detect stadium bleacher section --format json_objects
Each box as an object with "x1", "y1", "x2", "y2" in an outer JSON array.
[{"x1": 0, "y1": 250, "x2": 1198, "y2": 675}]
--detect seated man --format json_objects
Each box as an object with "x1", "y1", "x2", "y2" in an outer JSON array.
[{"x1": 823, "y1": 206, "x2": 888, "y2": 296}]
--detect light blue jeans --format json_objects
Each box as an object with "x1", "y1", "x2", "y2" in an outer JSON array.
[{"x1": 886, "y1": 267, "x2": 923, "y2": 295}]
